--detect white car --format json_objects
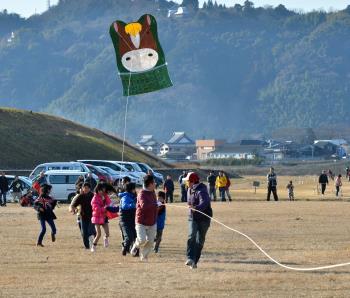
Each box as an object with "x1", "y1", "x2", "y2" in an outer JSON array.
[
  {"x1": 29, "y1": 162, "x2": 92, "y2": 180},
  {"x1": 77, "y1": 160, "x2": 143, "y2": 185},
  {"x1": 5, "y1": 175, "x2": 32, "y2": 194},
  {"x1": 41, "y1": 170, "x2": 87, "y2": 202},
  {"x1": 115, "y1": 161, "x2": 147, "y2": 180}
]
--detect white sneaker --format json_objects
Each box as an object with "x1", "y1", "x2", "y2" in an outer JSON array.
[
  {"x1": 130, "y1": 245, "x2": 137, "y2": 256},
  {"x1": 185, "y1": 259, "x2": 194, "y2": 267},
  {"x1": 91, "y1": 244, "x2": 96, "y2": 252},
  {"x1": 89, "y1": 236, "x2": 94, "y2": 249},
  {"x1": 104, "y1": 237, "x2": 109, "y2": 248}
]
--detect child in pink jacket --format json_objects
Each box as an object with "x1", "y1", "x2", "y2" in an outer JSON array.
[{"x1": 91, "y1": 183, "x2": 112, "y2": 252}]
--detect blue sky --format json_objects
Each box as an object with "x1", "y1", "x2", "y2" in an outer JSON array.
[{"x1": 0, "y1": 0, "x2": 349, "y2": 18}]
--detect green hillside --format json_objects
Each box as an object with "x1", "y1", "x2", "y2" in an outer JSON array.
[{"x1": 0, "y1": 108, "x2": 168, "y2": 169}]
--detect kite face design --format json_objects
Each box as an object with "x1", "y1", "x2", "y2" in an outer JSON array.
[{"x1": 110, "y1": 14, "x2": 172, "y2": 96}]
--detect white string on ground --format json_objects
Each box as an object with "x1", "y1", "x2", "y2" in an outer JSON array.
[{"x1": 167, "y1": 204, "x2": 350, "y2": 271}]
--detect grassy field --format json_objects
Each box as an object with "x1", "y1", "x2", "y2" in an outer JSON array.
[{"x1": 1, "y1": 176, "x2": 350, "y2": 297}]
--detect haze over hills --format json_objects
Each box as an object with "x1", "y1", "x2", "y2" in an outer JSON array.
[{"x1": 1, "y1": 0, "x2": 350, "y2": 143}]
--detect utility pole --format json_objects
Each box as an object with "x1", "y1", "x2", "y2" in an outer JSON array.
[{"x1": 47, "y1": 0, "x2": 51, "y2": 10}]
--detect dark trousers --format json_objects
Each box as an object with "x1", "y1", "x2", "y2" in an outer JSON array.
[
  {"x1": 321, "y1": 184, "x2": 327, "y2": 195},
  {"x1": 80, "y1": 219, "x2": 95, "y2": 249},
  {"x1": 38, "y1": 218, "x2": 56, "y2": 244},
  {"x1": 181, "y1": 186, "x2": 187, "y2": 202},
  {"x1": 267, "y1": 186, "x2": 278, "y2": 201},
  {"x1": 336, "y1": 186, "x2": 340, "y2": 197},
  {"x1": 120, "y1": 220, "x2": 136, "y2": 252},
  {"x1": 209, "y1": 186, "x2": 216, "y2": 201},
  {"x1": 0, "y1": 192, "x2": 7, "y2": 205},
  {"x1": 187, "y1": 219, "x2": 210, "y2": 265},
  {"x1": 219, "y1": 187, "x2": 226, "y2": 201},
  {"x1": 154, "y1": 229, "x2": 163, "y2": 251},
  {"x1": 165, "y1": 191, "x2": 173, "y2": 203}
]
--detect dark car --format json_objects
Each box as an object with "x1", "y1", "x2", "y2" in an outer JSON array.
[{"x1": 85, "y1": 164, "x2": 113, "y2": 184}]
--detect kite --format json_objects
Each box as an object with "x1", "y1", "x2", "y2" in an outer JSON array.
[{"x1": 109, "y1": 14, "x2": 172, "y2": 96}]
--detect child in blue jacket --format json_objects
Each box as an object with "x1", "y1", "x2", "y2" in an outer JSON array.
[
  {"x1": 154, "y1": 191, "x2": 166, "y2": 253},
  {"x1": 119, "y1": 182, "x2": 137, "y2": 256}
]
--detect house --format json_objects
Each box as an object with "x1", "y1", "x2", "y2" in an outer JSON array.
[
  {"x1": 136, "y1": 135, "x2": 159, "y2": 155},
  {"x1": 196, "y1": 139, "x2": 226, "y2": 160},
  {"x1": 159, "y1": 132, "x2": 195, "y2": 160},
  {"x1": 207, "y1": 145, "x2": 262, "y2": 160}
]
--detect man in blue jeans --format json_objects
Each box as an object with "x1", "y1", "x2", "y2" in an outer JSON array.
[{"x1": 184, "y1": 172, "x2": 212, "y2": 269}]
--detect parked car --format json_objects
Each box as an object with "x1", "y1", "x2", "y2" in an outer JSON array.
[
  {"x1": 116, "y1": 161, "x2": 147, "y2": 182},
  {"x1": 84, "y1": 164, "x2": 113, "y2": 184},
  {"x1": 33, "y1": 170, "x2": 87, "y2": 202},
  {"x1": 97, "y1": 166, "x2": 139, "y2": 185},
  {"x1": 29, "y1": 162, "x2": 92, "y2": 180},
  {"x1": 136, "y1": 162, "x2": 164, "y2": 185},
  {"x1": 78, "y1": 160, "x2": 142, "y2": 185}
]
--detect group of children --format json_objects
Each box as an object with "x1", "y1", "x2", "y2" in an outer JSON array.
[{"x1": 34, "y1": 174, "x2": 167, "y2": 260}]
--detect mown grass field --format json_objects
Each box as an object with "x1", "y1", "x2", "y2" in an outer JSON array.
[{"x1": 1, "y1": 175, "x2": 350, "y2": 297}]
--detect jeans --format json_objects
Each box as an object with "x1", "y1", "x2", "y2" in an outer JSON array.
[
  {"x1": 187, "y1": 219, "x2": 210, "y2": 265},
  {"x1": 209, "y1": 186, "x2": 216, "y2": 201},
  {"x1": 320, "y1": 184, "x2": 327, "y2": 195},
  {"x1": 132, "y1": 224, "x2": 157, "y2": 259},
  {"x1": 181, "y1": 186, "x2": 187, "y2": 202},
  {"x1": 154, "y1": 229, "x2": 163, "y2": 252},
  {"x1": 165, "y1": 191, "x2": 173, "y2": 203},
  {"x1": 0, "y1": 192, "x2": 7, "y2": 205},
  {"x1": 336, "y1": 186, "x2": 340, "y2": 197},
  {"x1": 38, "y1": 218, "x2": 56, "y2": 244},
  {"x1": 120, "y1": 220, "x2": 136, "y2": 252},
  {"x1": 267, "y1": 186, "x2": 278, "y2": 201},
  {"x1": 80, "y1": 219, "x2": 95, "y2": 249},
  {"x1": 219, "y1": 187, "x2": 226, "y2": 201}
]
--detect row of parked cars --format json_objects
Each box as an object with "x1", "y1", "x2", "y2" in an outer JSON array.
[{"x1": 6, "y1": 160, "x2": 164, "y2": 203}]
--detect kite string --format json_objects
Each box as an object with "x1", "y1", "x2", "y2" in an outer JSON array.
[{"x1": 167, "y1": 204, "x2": 350, "y2": 272}]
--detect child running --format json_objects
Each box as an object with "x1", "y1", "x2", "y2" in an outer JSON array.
[
  {"x1": 91, "y1": 183, "x2": 112, "y2": 252},
  {"x1": 286, "y1": 180, "x2": 294, "y2": 201},
  {"x1": 154, "y1": 191, "x2": 166, "y2": 253},
  {"x1": 34, "y1": 184, "x2": 57, "y2": 247},
  {"x1": 119, "y1": 182, "x2": 137, "y2": 256},
  {"x1": 335, "y1": 174, "x2": 342, "y2": 198},
  {"x1": 131, "y1": 174, "x2": 158, "y2": 261}
]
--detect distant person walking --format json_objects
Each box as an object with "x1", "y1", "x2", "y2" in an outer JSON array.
[
  {"x1": 34, "y1": 184, "x2": 57, "y2": 247},
  {"x1": 346, "y1": 166, "x2": 350, "y2": 182},
  {"x1": 319, "y1": 170, "x2": 329, "y2": 196},
  {"x1": 185, "y1": 172, "x2": 212, "y2": 269},
  {"x1": 267, "y1": 167, "x2": 278, "y2": 201},
  {"x1": 0, "y1": 172, "x2": 9, "y2": 206},
  {"x1": 206, "y1": 171, "x2": 217, "y2": 201},
  {"x1": 216, "y1": 171, "x2": 227, "y2": 202},
  {"x1": 286, "y1": 180, "x2": 294, "y2": 201},
  {"x1": 224, "y1": 172, "x2": 232, "y2": 202},
  {"x1": 9, "y1": 176, "x2": 24, "y2": 203},
  {"x1": 131, "y1": 174, "x2": 158, "y2": 261},
  {"x1": 163, "y1": 175, "x2": 174, "y2": 203},
  {"x1": 178, "y1": 171, "x2": 188, "y2": 203},
  {"x1": 335, "y1": 174, "x2": 342, "y2": 198}
]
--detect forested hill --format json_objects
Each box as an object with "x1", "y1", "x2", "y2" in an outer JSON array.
[{"x1": 1, "y1": 0, "x2": 350, "y2": 142}]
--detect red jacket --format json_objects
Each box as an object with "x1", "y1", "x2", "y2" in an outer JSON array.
[
  {"x1": 136, "y1": 189, "x2": 158, "y2": 226},
  {"x1": 91, "y1": 193, "x2": 111, "y2": 225}
]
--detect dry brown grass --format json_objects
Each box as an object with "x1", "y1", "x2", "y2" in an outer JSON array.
[{"x1": 1, "y1": 176, "x2": 350, "y2": 297}]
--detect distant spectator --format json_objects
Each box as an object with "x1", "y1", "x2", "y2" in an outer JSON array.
[
  {"x1": 267, "y1": 167, "x2": 278, "y2": 201},
  {"x1": 0, "y1": 172, "x2": 9, "y2": 207},
  {"x1": 328, "y1": 169, "x2": 335, "y2": 181},
  {"x1": 215, "y1": 171, "x2": 227, "y2": 202},
  {"x1": 85, "y1": 173, "x2": 97, "y2": 191},
  {"x1": 224, "y1": 172, "x2": 232, "y2": 202},
  {"x1": 163, "y1": 175, "x2": 174, "y2": 203},
  {"x1": 9, "y1": 176, "x2": 24, "y2": 203},
  {"x1": 206, "y1": 171, "x2": 217, "y2": 201},
  {"x1": 286, "y1": 180, "x2": 294, "y2": 201},
  {"x1": 335, "y1": 174, "x2": 342, "y2": 198},
  {"x1": 346, "y1": 166, "x2": 350, "y2": 181},
  {"x1": 178, "y1": 171, "x2": 188, "y2": 203},
  {"x1": 319, "y1": 170, "x2": 329, "y2": 196}
]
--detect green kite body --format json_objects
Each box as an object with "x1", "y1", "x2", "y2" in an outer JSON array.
[{"x1": 109, "y1": 14, "x2": 172, "y2": 96}]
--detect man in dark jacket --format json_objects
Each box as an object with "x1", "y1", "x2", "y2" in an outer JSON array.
[
  {"x1": 185, "y1": 172, "x2": 212, "y2": 269},
  {"x1": 267, "y1": 167, "x2": 278, "y2": 201},
  {"x1": 0, "y1": 172, "x2": 9, "y2": 206},
  {"x1": 163, "y1": 175, "x2": 175, "y2": 203},
  {"x1": 319, "y1": 170, "x2": 329, "y2": 195},
  {"x1": 69, "y1": 182, "x2": 95, "y2": 249},
  {"x1": 207, "y1": 171, "x2": 217, "y2": 201},
  {"x1": 9, "y1": 176, "x2": 24, "y2": 203}
]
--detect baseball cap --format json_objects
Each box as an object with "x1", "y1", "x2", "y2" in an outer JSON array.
[{"x1": 184, "y1": 172, "x2": 200, "y2": 184}]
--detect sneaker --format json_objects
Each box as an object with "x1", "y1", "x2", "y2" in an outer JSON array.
[
  {"x1": 185, "y1": 259, "x2": 194, "y2": 267},
  {"x1": 130, "y1": 245, "x2": 137, "y2": 256},
  {"x1": 154, "y1": 248, "x2": 159, "y2": 253},
  {"x1": 103, "y1": 237, "x2": 109, "y2": 248},
  {"x1": 122, "y1": 247, "x2": 127, "y2": 256},
  {"x1": 36, "y1": 243, "x2": 44, "y2": 247},
  {"x1": 51, "y1": 234, "x2": 56, "y2": 242},
  {"x1": 140, "y1": 254, "x2": 148, "y2": 262},
  {"x1": 89, "y1": 236, "x2": 94, "y2": 249},
  {"x1": 191, "y1": 263, "x2": 197, "y2": 269},
  {"x1": 91, "y1": 244, "x2": 96, "y2": 252}
]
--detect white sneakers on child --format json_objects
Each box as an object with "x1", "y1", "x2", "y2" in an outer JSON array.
[
  {"x1": 103, "y1": 236, "x2": 109, "y2": 248},
  {"x1": 91, "y1": 244, "x2": 96, "y2": 252}
]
